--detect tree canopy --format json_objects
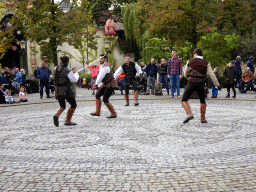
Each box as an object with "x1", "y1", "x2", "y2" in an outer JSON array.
[
  {"x1": 5, "y1": 0, "x2": 93, "y2": 66},
  {"x1": 121, "y1": 0, "x2": 255, "y2": 65}
]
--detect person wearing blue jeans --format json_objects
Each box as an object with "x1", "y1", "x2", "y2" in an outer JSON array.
[
  {"x1": 145, "y1": 58, "x2": 158, "y2": 94},
  {"x1": 234, "y1": 56, "x2": 242, "y2": 89},
  {"x1": 170, "y1": 74, "x2": 181, "y2": 97},
  {"x1": 211, "y1": 85, "x2": 218, "y2": 98},
  {"x1": 37, "y1": 62, "x2": 52, "y2": 99},
  {"x1": 117, "y1": 78, "x2": 124, "y2": 95},
  {"x1": 167, "y1": 49, "x2": 182, "y2": 98},
  {"x1": 158, "y1": 59, "x2": 169, "y2": 95}
]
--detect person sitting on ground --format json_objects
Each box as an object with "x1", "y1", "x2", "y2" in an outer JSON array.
[
  {"x1": 5, "y1": 90, "x2": 16, "y2": 104},
  {"x1": 0, "y1": 83, "x2": 7, "y2": 104},
  {"x1": 223, "y1": 61, "x2": 237, "y2": 98},
  {"x1": 154, "y1": 80, "x2": 163, "y2": 96},
  {"x1": 19, "y1": 86, "x2": 28, "y2": 102},
  {"x1": 240, "y1": 67, "x2": 254, "y2": 93},
  {"x1": 209, "y1": 67, "x2": 220, "y2": 98}
]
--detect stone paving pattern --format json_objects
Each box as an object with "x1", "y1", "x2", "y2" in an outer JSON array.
[{"x1": 0, "y1": 88, "x2": 256, "y2": 191}]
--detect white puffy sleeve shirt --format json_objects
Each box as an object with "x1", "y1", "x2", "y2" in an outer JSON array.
[
  {"x1": 114, "y1": 66, "x2": 123, "y2": 80},
  {"x1": 95, "y1": 65, "x2": 111, "y2": 86},
  {"x1": 67, "y1": 71, "x2": 79, "y2": 83}
]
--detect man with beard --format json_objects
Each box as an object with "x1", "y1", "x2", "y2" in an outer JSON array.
[{"x1": 90, "y1": 54, "x2": 117, "y2": 118}]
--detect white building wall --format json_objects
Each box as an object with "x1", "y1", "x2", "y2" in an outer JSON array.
[{"x1": 26, "y1": 29, "x2": 126, "y2": 75}]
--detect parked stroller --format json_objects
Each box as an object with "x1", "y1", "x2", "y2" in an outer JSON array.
[
  {"x1": 24, "y1": 79, "x2": 32, "y2": 94},
  {"x1": 49, "y1": 73, "x2": 55, "y2": 94},
  {"x1": 135, "y1": 72, "x2": 147, "y2": 94}
]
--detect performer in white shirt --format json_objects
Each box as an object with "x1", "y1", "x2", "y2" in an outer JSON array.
[
  {"x1": 90, "y1": 54, "x2": 118, "y2": 118},
  {"x1": 114, "y1": 55, "x2": 142, "y2": 106},
  {"x1": 53, "y1": 55, "x2": 80, "y2": 126}
]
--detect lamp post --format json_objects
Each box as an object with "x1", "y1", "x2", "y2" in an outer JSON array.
[
  {"x1": 19, "y1": 40, "x2": 26, "y2": 71},
  {"x1": 104, "y1": 40, "x2": 112, "y2": 63}
]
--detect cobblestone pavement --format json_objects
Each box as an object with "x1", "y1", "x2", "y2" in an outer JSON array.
[{"x1": 0, "y1": 88, "x2": 256, "y2": 191}]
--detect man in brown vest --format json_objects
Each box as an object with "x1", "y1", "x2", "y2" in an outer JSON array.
[
  {"x1": 182, "y1": 48, "x2": 220, "y2": 124},
  {"x1": 90, "y1": 54, "x2": 117, "y2": 118}
]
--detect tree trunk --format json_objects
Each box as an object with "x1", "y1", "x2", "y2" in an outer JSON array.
[
  {"x1": 191, "y1": 0, "x2": 198, "y2": 51},
  {"x1": 51, "y1": 0, "x2": 58, "y2": 66},
  {"x1": 53, "y1": 44, "x2": 58, "y2": 66}
]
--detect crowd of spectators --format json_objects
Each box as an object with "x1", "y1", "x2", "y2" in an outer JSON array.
[
  {"x1": 1, "y1": 52, "x2": 256, "y2": 105},
  {"x1": 0, "y1": 66, "x2": 28, "y2": 104}
]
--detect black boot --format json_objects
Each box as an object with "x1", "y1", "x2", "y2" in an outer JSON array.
[
  {"x1": 225, "y1": 93, "x2": 230, "y2": 98},
  {"x1": 232, "y1": 92, "x2": 236, "y2": 98}
]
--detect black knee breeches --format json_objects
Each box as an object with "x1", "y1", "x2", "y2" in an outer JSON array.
[
  {"x1": 58, "y1": 97, "x2": 77, "y2": 109},
  {"x1": 96, "y1": 86, "x2": 114, "y2": 103},
  {"x1": 182, "y1": 81, "x2": 206, "y2": 104}
]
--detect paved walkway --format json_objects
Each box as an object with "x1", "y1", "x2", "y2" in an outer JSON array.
[{"x1": 0, "y1": 88, "x2": 256, "y2": 191}]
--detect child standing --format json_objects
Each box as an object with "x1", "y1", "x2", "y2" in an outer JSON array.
[
  {"x1": 210, "y1": 67, "x2": 220, "y2": 98},
  {"x1": 223, "y1": 61, "x2": 236, "y2": 98},
  {"x1": 154, "y1": 80, "x2": 163, "y2": 96},
  {"x1": 19, "y1": 86, "x2": 28, "y2": 102},
  {"x1": 5, "y1": 90, "x2": 16, "y2": 104}
]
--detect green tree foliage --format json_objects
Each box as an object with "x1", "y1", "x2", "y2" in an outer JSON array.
[
  {"x1": 120, "y1": 0, "x2": 254, "y2": 66},
  {"x1": 197, "y1": 29, "x2": 239, "y2": 67},
  {"x1": 10, "y1": 0, "x2": 92, "y2": 66},
  {"x1": 0, "y1": 4, "x2": 17, "y2": 59},
  {"x1": 237, "y1": 27, "x2": 256, "y2": 61},
  {"x1": 86, "y1": 0, "x2": 112, "y2": 26},
  {"x1": 62, "y1": 24, "x2": 99, "y2": 68},
  {"x1": 137, "y1": 0, "x2": 253, "y2": 50},
  {"x1": 103, "y1": 36, "x2": 118, "y2": 68},
  {"x1": 141, "y1": 38, "x2": 170, "y2": 63}
]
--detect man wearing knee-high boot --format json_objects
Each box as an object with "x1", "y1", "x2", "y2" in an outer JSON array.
[
  {"x1": 90, "y1": 54, "x2": 117, "y2": 118},
  {"x1": 53, "y1": 56, "x2": 79, "y2": 126},
  {"x1": 114, "y1": 55, "x2": 142, "y2": 106},
  {"x1": 182, "y1": 48, "x2": 220, "y2": 124}
]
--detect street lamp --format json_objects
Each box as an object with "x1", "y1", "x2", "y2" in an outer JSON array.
[
  {"x1": 20, "y1": 40, "x2": 26, "y2": 49},
  {"x1": 19, "y1": 40, "x2": 26, "y2": 71},
  {"x1": 104, "y1": 40, "x2": 112, "y2": 63}
]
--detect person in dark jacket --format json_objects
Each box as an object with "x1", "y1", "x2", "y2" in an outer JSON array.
[
  {"x1": 34, "y1": 67, "x2": 39, "y2": 79},
  {"x1": 37, "y1": 62, "x2": 52, "y2": 99},
  {"x1": 145, "y1": 58, "x2": 158, "y2": 94},
  {"x1": 234, "y1": 56, "x2": 242, "y2": 88},
  {"x1": 114, "y1": 55, "x2": 142, "y2": 106},
  {"x1": 246, "y1": 56, "x2": 255, "y2": 74},
  {"x1": 223, "y1": 61, "x2": 237, "y2": 98},
  {"x1": 0, "y1": 83, "x2": 7, "y2": 104},
  {"x1": 2, "y1": 67, "x2": 12, "y2": 89},
  {"x1": 53, "y1": 56, "x2": 79, "y2": 126},
  {"x1": 158, "y1": 58, "x2": 169, "y2": 95}
]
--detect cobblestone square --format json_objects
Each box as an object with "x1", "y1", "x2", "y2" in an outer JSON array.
[{"x1": 0, "y1": 88, "x2": 256, "y2": 191}]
